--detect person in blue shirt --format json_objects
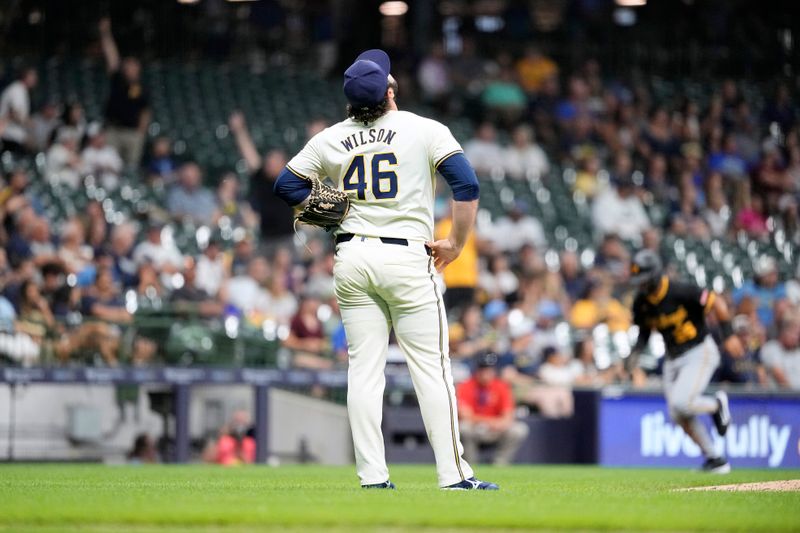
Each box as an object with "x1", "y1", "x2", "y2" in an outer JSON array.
[{"x1": 732, "y1": 257, "x2": 786, "y2": 331}]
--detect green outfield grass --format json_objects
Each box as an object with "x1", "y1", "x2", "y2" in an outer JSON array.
[{"x1": 0, "y1": 465, "x2": 798, "y2": 532}]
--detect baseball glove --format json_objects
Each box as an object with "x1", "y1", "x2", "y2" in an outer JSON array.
[{"x1": 295, "y1": 173, "x2": 350, "y2": 230}]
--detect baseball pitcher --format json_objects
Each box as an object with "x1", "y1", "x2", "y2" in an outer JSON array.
[
  {"x1": 274, "y1": 49, "x2": 497, "y2": 490},
  {"x1": 627, "y1": 250, "x2": 745, "y2": 473}
]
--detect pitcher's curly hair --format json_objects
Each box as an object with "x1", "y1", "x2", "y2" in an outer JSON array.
[
  {"x1": 347, "y1": 99, "x2": 389, "y2": 126},
  {"x1": 346, "y1": 77, "x2": 397, "y2": 125}
]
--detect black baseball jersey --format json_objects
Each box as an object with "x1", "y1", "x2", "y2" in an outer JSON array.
[{"x1": 632, "y1": 276, "x2": 716, "y2": 358}]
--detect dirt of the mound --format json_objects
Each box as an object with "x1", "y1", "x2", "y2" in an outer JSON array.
[{"x1": 683, "y1": 479, "x2": 800, "y2": 492}]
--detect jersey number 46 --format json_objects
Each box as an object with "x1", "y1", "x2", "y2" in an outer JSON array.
[{"x1": 342, "y1": 153, "x2": 398, "y2": 200}]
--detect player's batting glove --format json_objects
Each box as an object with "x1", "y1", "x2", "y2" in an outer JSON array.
[{"x1": 295, "y1": 173, "x2": 350, "y2": 231}]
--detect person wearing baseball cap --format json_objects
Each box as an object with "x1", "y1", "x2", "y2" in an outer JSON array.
[
  {"x1": 273, "y1": 47, "x2": 489, "y2": 490},
  {"x1": 456, "y1": 351, "x2": 529, "y2": 466},
  {"x1": 342, "y1": 49, "x2": 399, "y2": 125}
]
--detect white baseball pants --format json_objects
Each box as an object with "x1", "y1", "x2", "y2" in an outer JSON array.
[{"x1": 333, "y1": 236, "x2": 473, "y2": 487}]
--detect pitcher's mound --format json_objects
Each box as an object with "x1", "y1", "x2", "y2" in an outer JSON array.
[{"x1": 684, "y1": 480, "x2": 800, "y2": 492}]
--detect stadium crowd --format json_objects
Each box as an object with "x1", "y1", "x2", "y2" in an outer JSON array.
[{"x1": 0, "y1": 18, "x2": 799, "y2": 419}]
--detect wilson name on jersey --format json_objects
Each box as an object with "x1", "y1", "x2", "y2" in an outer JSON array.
[{"x1": 286, "y1": 110, "x2": 462, "y2": 241}]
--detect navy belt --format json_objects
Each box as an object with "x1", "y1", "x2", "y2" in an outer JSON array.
[{"x1": 336, "y1": 233, "x2": 432, "y2": 255}]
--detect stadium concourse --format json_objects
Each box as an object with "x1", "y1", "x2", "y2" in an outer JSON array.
[{"x1": 0, "y1": 1, "x2": 799, "y2": 466}]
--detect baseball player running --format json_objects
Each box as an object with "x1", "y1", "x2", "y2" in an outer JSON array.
[
  {"x1": 627, "y1": 250, "x2": 745, "y2": 473},
  {"x1": 273, "y1": 49, "x2": 497, "y2": 490}
]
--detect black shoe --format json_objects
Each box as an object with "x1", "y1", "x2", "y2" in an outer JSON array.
[
  {"x1": 442, "y1": 477, "x2": 499, "y2": 490},
  {"x1": 712, "y1": 391, "x2": 731, "y2": 437},
  {"x1": 701, "y1": 457, "x2": 731, "y2": 474},
  {"x1": 362, "y1": 480, "x2": 396, "y2": 489}
]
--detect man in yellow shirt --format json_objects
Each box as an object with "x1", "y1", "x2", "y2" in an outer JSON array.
[
  {"x1": 435, "y1": 215, "x2": 478, "y2": 314},
  {"x1": 516, "y1": 47, "x2": 558, "y2": 95}
]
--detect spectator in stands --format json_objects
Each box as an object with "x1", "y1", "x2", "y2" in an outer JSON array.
[
  {"x1": 45, "y1": 127, "x2": 83, "y2": 189},
  {"x1": 516, "y1": 46, "x2": 558, "y2": 96},
  {"x1": 212, "y1": 410, "x2": 256, "y2": 466},
  {"x1": 195, "y1": 240, "x2": 226, "y2": 298},
  {"x1": 40, "y1": 262, "x2": 74, "y2": 320},
  {"x1": 435, "y1": 206, "x2": 479, "y2": 314},
  {"x1": 135, "y1": 261, "x2": 165, "y2": 308},
  {"x1": 572, "y1": 336, "x2": 617, "y2": 385},
  {"x1": 108, "y1": 222, "x2": 139, "y2": 288},
  {"x1": 145, "y1": 136, "x2": 179, "y2": 181},
  {"x1": 570, "y1": 276, "x2": 631, "y2": 333},
  {"x1": 29, "y1": 101, "x2": 60, "y2": 153},
  {"x1": 486, "y1": 300, "x2": 513, "y2": 350},
  {"x1": 573, "y1": 150, "x2": 603, "y2": 198},
  {"x1": 479, "y1": 254, "x2": 519, "y2": 302},
  {"x1": 463, "y1": 122, "x2": 504, "y2": 176},
  {"x1": 132, "y1": 221, "x2": 182, "y2": 275},
  {"x1": 81, "y1": 123, "x2": 123, "y2": 190},
  {"x1": 538, "y1": 345, "x2": 583, "y2": 388},
  {"x1": 481, "y1": 62, "x2": 527, "y2": 125},
  {"x1": 304, "y1": 252, "x2": 335, "y2": 300},
  {"x1": 83, "y1": 200, "x2": 110, "y2": 252},
  {"x1": 703, "y1": 176, "x2": 732, "y2": 238},
  {"x1": 591, "y1": 174, "x2": 651, "y2": 244},
  {"x1": 559, "y1": 250, "x2": 588, "y2": 302},
  {"x1": 221, "y1": 255, "x2": 270, "y2": 317},
  {"x1": 285, "y1": 294, "x2": 331, "y2": 370},
  {"x1": 760, "y1": 316, "x2": 800, "y2": 389},
  {"x1": 714, "y1": 314, "x2": 767, "y2": 387},
  {"x1": 733, "y1": 257, "x2": 786, "y2": 331},
  {"x1": 457, "y1": 352, "x2": 529, "y2": 465},
  {"x1": 266, "y1": 272, "x2": 297, "y2": 325},
  {"x1": 58, "y1": 101, "x2": 87, "y2": 142},
  {"x1": 58, "y1": 218, "x2": 94, "y2": 282},
  {"x1": 451, "y1": 304, "x2": 492, "y2": 361},
  {"x1": 0, "y1": 65, "x2": 38, "y2": 154},
  {"x1": 16, "y1": 279, "x2": 56, "y2": 351},
  {"x1": 503, "y1": 125, "x2": 549, "y2": 180},
  {"x1": 229, "y1": 111, "x2": 295, "y2": 251},
  {"x1": 171, "y1": 257, "x2": 223, "y2": 318},
  {"x1": 0, "y1": 292, "x2": 39, "y2": 366},
  {"x1": 483, "y1": 200, "x2": 547, "y2": 252},
  {"x1": 417, "y1": 42, "x2": 451, "y2": 107},
  {"x1": 99, "y1": 17, "x2": 151, "y2": 168},
  {"x1": 166, "y1": 162, "x2": 219, "y2": 226},
  {"x1": 5, "y1": 211, "x2": 35, "y2": 273},
  {"x1": 734, "y1": 192, "x2": 769, "y2": 240},
  {"x1": 217, "y1": 172, "x2": 257, "y2": 230}
]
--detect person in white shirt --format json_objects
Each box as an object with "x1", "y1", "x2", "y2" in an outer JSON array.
[
  {"x1": 0, "y1": 67, "x2": 38, "y2": 153},
  {"x1": 29, "y1": 101, "x2": 60, "y2": 152},
  {"x1": 503, "y1": 125, "x2": 549, "y2": 180},
  {"x1": 482, "y1": 200, "x2": 547, "y2": 252},
  {"x1": 132, "y1": 223, "x2": 183, "y2": 274},
  {"x1": 221, "y1": 256, "x2": 271, "y2": 315},
  {"x1": 538, "y1": 345, "x2": 584, "y2": 386},
  {"x1": 81, "y1": 123, "x2": 123, "y2": 190},
  {"x1": 46, "y1": 128, "x2": 83, "y2": 188},
  {"x1": 591, "y1": 175, "x2": 651, "y2": 244},
  {"x1": 418, "y1": 43, "x2": 451, "y2": 105},
  {"x1": 463, "y1": 122, "x2": 505, "y2": 176},
  {"x1": 194, "y1": 240, "x2": 226, "y2": 297},
  {"x1": 479, "y1": 254, "x2": 519, "y2": 300},
  {"x1": 760, "y1": 318, "x2": 800, "y2": 390}
]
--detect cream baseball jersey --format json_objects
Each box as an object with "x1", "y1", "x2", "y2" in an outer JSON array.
[{"x1": 286, "y1": 110, "x2": 462, "y2": 241}]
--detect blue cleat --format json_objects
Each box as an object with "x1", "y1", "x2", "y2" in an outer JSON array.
[
  {"x1": 443, "y1": 477, "x2": 499, "y2": 491},
  {"x1": 362, "y1": 480, "x2": 396, "y2": 489}
]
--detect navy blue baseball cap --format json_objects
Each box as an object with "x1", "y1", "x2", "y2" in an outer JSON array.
[{"x1": 343, "y1": 49, "x2": 391, "y2": 107}]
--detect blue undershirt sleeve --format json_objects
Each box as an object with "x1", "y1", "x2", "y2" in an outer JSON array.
[
  {"x1": 437, "y1": 152, "x2": 480, "y2": 201},
  {"x1": 273, "y1": 166, "x2": 313, "y2": 207}
]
